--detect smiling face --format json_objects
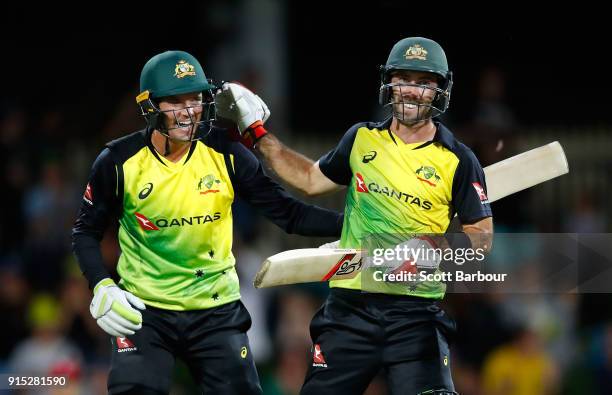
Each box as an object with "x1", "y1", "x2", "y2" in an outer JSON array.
[
  {"x1": 157, "y1": 92, "x2": 204, "y2": 141},
  {"x1": 389, "y1": 70, "x2": 440, "y2": 125}
]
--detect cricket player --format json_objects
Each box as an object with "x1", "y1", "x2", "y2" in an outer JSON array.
[
  {"x1": 71, "y1": 50, "x2": 343, "y2": 395},
  {"x1": 216, "y1": 37, "x2": 493, "y2": 394}
]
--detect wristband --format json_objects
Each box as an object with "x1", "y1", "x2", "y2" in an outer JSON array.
[
  {"x1": 243, "y1": 120, "x2": 268, "y2": 148},
  {"x1": 248, "y1": 120, "x2": 268, "y2": 140}
]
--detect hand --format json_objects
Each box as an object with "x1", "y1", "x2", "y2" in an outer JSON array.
[
  {"x1": 319, "y1": 240, "x2": 340, "y2": 249},
  {"x1": 215, "y1": 82, "x2": 270, "y2": 147},
  {"x1": 90, "y1": 278, "x2": 146, "y2": 337}
]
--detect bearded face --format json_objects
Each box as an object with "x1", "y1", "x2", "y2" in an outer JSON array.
[{"x1": 389, "y1": 71, "x2": 439, "y2": 125}]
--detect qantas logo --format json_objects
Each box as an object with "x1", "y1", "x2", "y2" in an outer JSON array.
[
  {"x1": 472, "y1": 182, "x2": 489, "y2": 204},
  {"x1": 135, "y1": 212, "x2": 160, "y2": 231},
  {"x1": 354, "y1": 173, "x2": 432, "y2": 210},
  {"x1": 116, "y1": 337, "x2": 137, "y2": 353},
  {"x1": 312, "y1": 344, "x2": 327, "y2": 367},
  {"x1": 355, "y1": 173, "x2": 369, "y2": 192},
  {"x1": 135, "y1": 212, "x2": 222, "y2": 231},
  {"x1": 83, "y1": 183, "x2": 93, "y2": 205}
]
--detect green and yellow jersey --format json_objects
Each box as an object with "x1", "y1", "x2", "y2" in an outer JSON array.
[
  {"x1": 318, "y1": 118, "x2": 492, "y2": 299},
  {"x1": 73, "y1": 127, "x2": 342, "y2": 310}
]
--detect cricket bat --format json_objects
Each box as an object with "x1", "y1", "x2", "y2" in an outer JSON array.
[{"x1": 254, "y1": 141, "x2": 569, "y2": 288}]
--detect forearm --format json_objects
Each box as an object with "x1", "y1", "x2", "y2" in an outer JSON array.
[
  {"x1": 291, "y1": 206, "x2": 343, "y2": 237},
  {"x1": 438, "y1": 217, "x2": 494, "y2": 254},
  {"x1": 463, "y1": 219, "x2": 494, "y2": 254},
  {"x1": 257, "y1": 134, "x2": 319, "y2": 195},
  {"x1": 239, "y1": 176, "x2": 343, "y2": 237},
  {"x1": 72, "y1": 233, "x2": 111, "y2": 289},
  {"x1": 73, "y1": 148, "x2": 120, "y2": 289}
]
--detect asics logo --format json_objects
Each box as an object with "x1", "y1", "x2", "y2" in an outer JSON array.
[
  {"x1": 362, "y1": 151, "x2": 377, "y2": 163},
  {"x1": 138, "y1": 183, "x2": 153, "y2": 199}
]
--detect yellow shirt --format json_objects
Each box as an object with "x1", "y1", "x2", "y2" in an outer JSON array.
[
  {"x1": 482, "y1": 344, "x2": 555, "y2": 395},
  {"x1": 318, "y1": 118, "x2": 492, "y2": 298}
]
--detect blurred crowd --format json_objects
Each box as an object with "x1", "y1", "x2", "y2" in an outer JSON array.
[{"x1": 1, "y1": 64, "x2": 612, "y2": 395}]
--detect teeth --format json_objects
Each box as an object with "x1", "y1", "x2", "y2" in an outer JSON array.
[{"x1": 405, "y1": 104, "x2": 417, "y2": 109}]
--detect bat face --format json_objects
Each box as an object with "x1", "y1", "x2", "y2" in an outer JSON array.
[
  {"x1": 484, "y1": 141, "x2": 568, "y2": 203},
  {"x1": 255, "y1": 141, "x2": 569, "y2": 288}
]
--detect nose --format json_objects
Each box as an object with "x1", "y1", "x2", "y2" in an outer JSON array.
[
  {"x1": 176, "y1": 106, "x2": 198, "y2": 121},
  {"x1": 396, "y1": 86, "x2": 423, "y2": 100}
]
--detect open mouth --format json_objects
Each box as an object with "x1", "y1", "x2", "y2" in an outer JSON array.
[{"x1": 173, "y1": 121, "x2": 195, "y2": 133}]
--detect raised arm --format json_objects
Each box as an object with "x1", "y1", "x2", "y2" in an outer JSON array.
[
  {"x1": 214, "y1": 82, "x2": 343, "y2": 196},
  {"x1": 257, "y1": 134, "x2": 341, "y2": 196},
  {"x1": 224, "y1": 137, "x2": 343, "y2": 237}
]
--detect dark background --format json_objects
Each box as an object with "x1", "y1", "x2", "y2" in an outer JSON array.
[
  {"x1": 2, "y1": 5, "x2": 609, "y2": 131},
  {"x1": 1, "y1": 4, "x2": 611, "y2": 395}
]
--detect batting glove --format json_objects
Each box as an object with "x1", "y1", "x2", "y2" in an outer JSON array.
[
  {"x1": 215, "y1": 82, "x2": 270, "y2": 148},
  {"x1": 90, "y1": 278, "x2": 146, "y2": 337}
]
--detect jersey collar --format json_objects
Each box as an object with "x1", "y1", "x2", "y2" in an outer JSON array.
[
  {"x1": 145, "y1": 127, "x2": 198, "y2": 167},
  {"x1": 431, "y1": 121, "x2": 456, "y2": 150},
  {"x1": 378, "y1": 117, "x2": 456, "y2": 150}
]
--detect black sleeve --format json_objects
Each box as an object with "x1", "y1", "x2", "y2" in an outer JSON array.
[
  {"x1": 317, "y1": 123, "x2": 360, "y2": 185},
  {"x1": 231, "y1": 142, "x2": 343, "y2": 237},
  {"x1": 71, "y1": 149, "x2": 121, "y2": 289},
  {"x1": 451, "y1": 146, "x2": 493, "y2": 224}
]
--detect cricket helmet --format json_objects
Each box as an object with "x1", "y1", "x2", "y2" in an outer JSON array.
[
  {"x1": 379, "y1": 37, "x2": 453, "y2": 122},
  {"x1": 136, "y1": 50, "x2": 216, "y2": 139}
]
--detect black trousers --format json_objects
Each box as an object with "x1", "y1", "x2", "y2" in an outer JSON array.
[
  {"x1": 107, "y1": 300, "x2": 262, "y2": 395},
  {"x1": 301, "y1": 288, "x2": 456, "y2": 395}
]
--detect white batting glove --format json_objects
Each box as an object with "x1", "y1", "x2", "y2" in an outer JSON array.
[
  {"x1": 215, "y1": 82, "x2": 270, "y2": 132},
  {"x1": 90, "y1": 278, "x2": 146, "y2": 337}
]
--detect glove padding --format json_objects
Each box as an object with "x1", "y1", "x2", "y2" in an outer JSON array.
[
  {"x1": 215, "y1": 82, "x2": 270, "y2": 133},
  {"x1": 90, "y1": 278, "x2": 146, "y2": 337}
]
